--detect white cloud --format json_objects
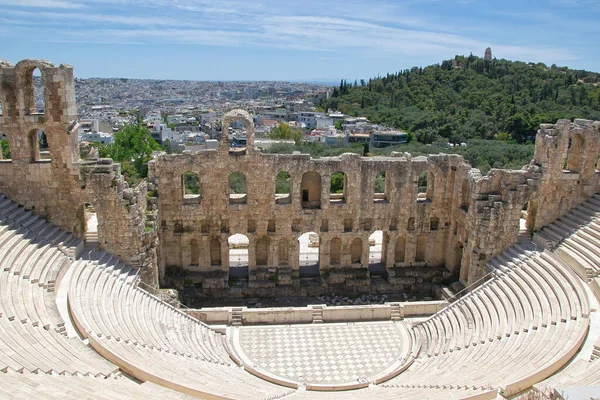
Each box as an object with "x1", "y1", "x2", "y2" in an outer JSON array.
[{"x1": 0, "y1": 0, "x2": 83, "y2": 8}]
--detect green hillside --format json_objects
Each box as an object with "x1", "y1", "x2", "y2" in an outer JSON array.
[{"x1": 320, "y1": 55, "x2": 600, "y2": 144}]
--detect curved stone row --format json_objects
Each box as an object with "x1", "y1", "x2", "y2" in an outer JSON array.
[
  {"x1": 68, "y1": 254, "x2": 291, "y2": 399},
  {"x1": 386, "y1": 246, "x2": 590, "y2": 397},
  {"x1": 0, "y1": 196, "x2": 118, "y2": 377},
  {"x1": 536, "y1": 193, "x2": 600, "y2": 280},
  {"x1": 0, "y1": 370, "x2": 195, "y2": 400}
]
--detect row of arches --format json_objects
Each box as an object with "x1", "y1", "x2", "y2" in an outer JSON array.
[
  {"x1": 186, "y1": 231, "x2": 449, "y2": 278},
  {"x1": 180, "y1": 170, "x2": 446, "y2": 207}
]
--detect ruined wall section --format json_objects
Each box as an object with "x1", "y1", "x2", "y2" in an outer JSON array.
[
  {"x1": 0, "y1": 59, "x2": 158, "y2": 286},
  {"x1": 530, "y1": 119, "x2": 600, "y2": 231},
  {"x1": 0, "y1": 60, "x2": 81, "y2": 232},
  {"x1": 151, "y1": 111, "x2": 492, "y2": 297},
  {"x1": 78, "y1": 159, "x2": 158, "y2": 286},
  {"x1": 461, "y1": 167, "x2": 540, "y2": 285}
]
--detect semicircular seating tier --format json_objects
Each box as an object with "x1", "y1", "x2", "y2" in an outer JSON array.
[
  {"x1": 1, "y1": 190, "x2": 600, "y2": 399},
  {"x1": 67, "y1": 252, "x2": 293, "y2": 399}
]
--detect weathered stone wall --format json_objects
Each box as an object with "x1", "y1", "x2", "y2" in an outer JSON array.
[
  {"x1": 529, "y1": 119, "x2": 600, "y2": 230},
  {"x1": 1, "y1": 59, "x2": 598, "y2": 298},
  {"x1": 0, "y1": 59, "x2": 157, "y2": 286},
  {"x1": 150, "y1": 111, "x2": 553, "y2": 296}
]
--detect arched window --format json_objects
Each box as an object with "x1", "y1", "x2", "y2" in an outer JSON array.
[
  {"x1": 415, "y1": 235, "x2": 427, "y2": 262},
  {"x1": 190, "y1": 239, "x2": 199, "y2": 266},
  {"x1": 330, "y1": 171, "x2": 346, "y2": 204},
  {"x1": 29, "y1": 128, "x2": 50, "y2": 162},
  {"x1": 182, "y1": 171, "x2": 200, "y2": 201},
  {"x1": 368, "y1": 230, "x2": 384, "y2": 266},
  {"x1": 350, "y1": 238, "x2": 362, "y2": 264},
  {"x1": 460, "y1": 179, "x2": 470, "y2": 211},
  {"x1": 453, "y1": 242, "x2": 463, "y2": 271},
  {"x1": 228, "y1": 234, "x2": 249, "y2": 281},
  {"x1": 256, "y1": 237, "x2": 269, "y2": 266},
  {"x1": 229, "y1": 172, "x2": 247, "y2": 204},
  {"x1": 0, "y1": 136, "x2": 11, "y2": 161},
  {"x1": 330, "y1": 237, "x2": 341, "y2": 265},
  {"x1": 298, "y1": 232, "x2": 319, "y2": 278},
  {"x1": 374, "y1": 171, "x2": 389, "y2": 203},
  {"x1": 301, "y1": 171, "x2": 321, "y2": 209},
  {"x1": 395, "y1": 235, "x2": 406, "y2": 263},
  {"x1": 564, "y1": 134, "x2": 584, "y2": 173},
  {"x1": 417, "y1": 171, "x2": 433, "y2": 202},
  {"x1": 210, "y1": 238, "x2": 221, "y2": 266},
  {"x1": 275, "y1": 171, "x2": 291, "y2": 204},
  {"x1": 278, "y1": 239, "x2": 289, "y2": 266},
  {"x1": 23, "y1": 67, "x2": 45, "y2": 115}
]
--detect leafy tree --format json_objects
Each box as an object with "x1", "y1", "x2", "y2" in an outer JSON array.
[
  {"x1": 275, "y1": 171, "x2": 291, "y2": 194},
  {"x1": 229, "y1": 172, "x2": 247, "y2": 194},
  {"x1": 0, "y1": 140, "x2": 10, "y2": 159},
  {"x1": 183, "y1": 172, "x2": 199, "y2": 195},
  {"x1": 375, "y1": 172, "x2": 386, "y2": 193},
  {"x1": 319, "y1": 56, "x2": 600, "y2": 143},
  {"x1": 330, "y1": 172, "x2": 345, "y2": 193},
  {"x1": 334, "y1": 120, "x2": 344, "y2": 130},
  {"x1": 269, "y1": 122, "x2": 303, "y2": 145},
  {"x1": 104, "y1": 125, "x2": 161, "y2": 180}
]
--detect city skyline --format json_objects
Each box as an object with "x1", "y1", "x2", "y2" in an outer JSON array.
[{"x1": 1, "y1": 0, "x2": 599, "y2": 81}]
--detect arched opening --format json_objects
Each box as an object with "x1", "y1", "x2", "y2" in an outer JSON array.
[
  {"x1": 229, "y1": 172, "x2": 247, "y2": 204},
  {"x1": 83, "y1": 203, "x2": 98, "y2": 245},
  {"x1": 330, "y1": 237, "x2": 341, "y2": 265},
  {"x1": 596, "y1": 156, "x2": 600, "y2": 173},
  {"x1": 330, "y1": 171, "x2": 346, "y2": 204},
  {"x1": 374, "y1": 171, "x2": 389, "y2": 203},
  {"x1": 395, "y1": 235, "x2": 406, "y2": 263},
  {"x1": 210, "y1": 238, "x2": 221, "y2": 266},
  {"x1": 0, "y1": 99, "x2": 3, "y2": 117},
  {"x1": 228, "y1": 234, "x2": 249, "y2": 282},
  {"x1": 256, "y1": 237, "x2": 269, "y2": 266},
  {"x1": 182, "y1": 171, "x2": 200, "y2": 201},
  {"x1": 0, "y1": 136, "x2": 11, "y2": 161},
  {"x1": 275, "y1": 171, "x2": 291, "y2": 204},
  {"x1": 298, "y1": 232, "x2": 319, "y2": 278},
  {"x1": 369, "y1": 230, "x2": 387, "y2": 276},
  {"x1": 460, "y1": 179, "x2": 470, "y2": 211},
  {"x1": 350, "y1": 238, "x2": 362, "y2": 264},
  {"x1": 453, "y1": 242, "x2": 463, "y2": 272},
  {"x1": 224, "y1": 117, "x2": 249, "y2": 155},
  {"x1": 415, "y1": 235, "x2": 426, "y2": 262},
  {"x1": 278, "y1": 239, "x2": 289, "y2": 266},
  {"x1": 24, "y1": 67, "x2": 45, "y2": 115},
  {"x1": 301, "y1": 171, "x2": 321, "y2": 209},
  {"x1": 518, "y1": 203, "x2": 530, "y2": 242},
  {"x1": 190, "y1": 239, "x2": 200, "y2": 266},
  {"x1": 564, "y1": 135, "x2": 584, "y2": 173},
  {"x1": 29, "y1": 128, "x2": 50, "y2": 162},
  {"x1": 526, "y1": 200, "x2": 538, "y2": 232},
  {"x1": 417, "y1": 171, "x2": 433, "y2": 202}
]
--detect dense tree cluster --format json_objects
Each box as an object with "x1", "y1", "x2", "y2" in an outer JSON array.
[{"x1": 321, "y1": 55, "x2": 600, "y2": 143}]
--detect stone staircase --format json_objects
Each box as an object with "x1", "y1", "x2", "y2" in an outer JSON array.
[
  {"x1": 311, "y1": 305, "x2": 323, "y2": 323},
  {"x1": 232, "y1": 307, "x2": 243, "y2": 326},
  {"x1": 390, "y1": 303, "x2": 402, "y2": 321}
]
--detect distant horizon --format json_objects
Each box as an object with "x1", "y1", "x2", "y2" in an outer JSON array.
[{"x1": 1, "y1": 0, "x2": 599, "y2": 81}]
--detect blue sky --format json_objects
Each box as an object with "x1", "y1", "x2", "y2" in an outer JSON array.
[{"x1": 0, "y1": 0, "x2": 599, "y2": 81}]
